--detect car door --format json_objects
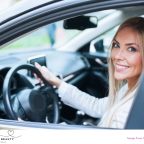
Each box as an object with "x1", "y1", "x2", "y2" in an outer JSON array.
[{"x1": 1, "y1": 0, "x2": 144, "y2": 129}]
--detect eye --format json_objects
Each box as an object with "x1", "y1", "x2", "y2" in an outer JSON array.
[
  {"x1": 128, "y1": 47, "x2": 137, "y2": 52},
  {"x1": 112, "y1": 42, "x2": 119, "y2": 48}
]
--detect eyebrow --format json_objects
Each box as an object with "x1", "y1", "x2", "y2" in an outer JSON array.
[
  {"x1": 113, "y1": 39, "x2": 120, "y2": 45},
  {"x1": 113, "y1": 38, "x2": 139, "y2": 47}
]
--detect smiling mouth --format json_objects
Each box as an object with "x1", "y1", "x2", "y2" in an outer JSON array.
[{"x1": 115, "y1": 64, "x2": 129, "y2": 72}]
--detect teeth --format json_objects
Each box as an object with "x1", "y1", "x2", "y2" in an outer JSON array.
[
  {"x1": 116, "y1": 65, "x2": 126, "y2": 68},
  {"x1": 115, "y1": 64, "x2": 129, "y2": 71}
]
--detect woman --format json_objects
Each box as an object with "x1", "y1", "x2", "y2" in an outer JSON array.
[{"x1": 35, "y1": 17, "x2": 144, "y2": 128}]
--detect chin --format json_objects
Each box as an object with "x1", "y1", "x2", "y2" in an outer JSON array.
[{"x1": 114, "y1": 74, "x2": 127, "y2": 81}]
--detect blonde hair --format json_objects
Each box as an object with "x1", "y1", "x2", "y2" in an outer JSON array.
[{"x1": 108, "y1": 17, "x2": 144, "y2": 107}]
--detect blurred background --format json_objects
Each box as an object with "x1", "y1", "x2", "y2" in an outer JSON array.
[{"x1": 1, "y1": 0, "x2": 80, "y2": 53}]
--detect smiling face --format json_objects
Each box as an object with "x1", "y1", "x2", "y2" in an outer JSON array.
[{"x1": 111, "y1": 27, "x2": 142, "y2": 89}]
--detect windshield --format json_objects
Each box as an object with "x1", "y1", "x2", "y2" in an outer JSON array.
[
  {"x1": 1, "y1": 20, "x2": 81, "y2": 55},
  {"x1": 0, "y1": 9, "x2": 116, "y2": 55}
]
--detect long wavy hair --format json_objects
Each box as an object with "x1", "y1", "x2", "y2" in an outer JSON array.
[{"x1": 108, "y1": 17, "x2": 144, "y2": 107}]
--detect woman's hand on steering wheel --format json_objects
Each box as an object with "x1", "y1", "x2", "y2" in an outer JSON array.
[{"x1": 35, "y1": 62, "x2": 62, "y2": 88}]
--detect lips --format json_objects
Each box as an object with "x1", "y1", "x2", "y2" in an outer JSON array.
[{"x1": 114, "y1": 63, "x2": 129, "y2": 73}]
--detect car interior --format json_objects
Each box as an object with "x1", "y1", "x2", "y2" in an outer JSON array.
[{"x1": 0, "y1": 3, "x2": 144, "y2": 128}]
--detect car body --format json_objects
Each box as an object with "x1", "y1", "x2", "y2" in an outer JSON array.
[{"x1": 0, "y1": 0, "x2": 144, "y2": 131}]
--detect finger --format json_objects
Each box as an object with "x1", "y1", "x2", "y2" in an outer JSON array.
[
  {"x1": 35, "y1": 63, "x2": 44, "y2": 76},
  {"x1": 34, "y1": 73, "x2": 43, "y2": 84},
  {"x1": 33, "y1": 73, "x2": 38, "y2": 79},
  {"x1": 35, "y1": 62, "x2": 47, "y2": 73},
  {"x1": 34, "y1": 62, "x2": 42, "y2": 70}
]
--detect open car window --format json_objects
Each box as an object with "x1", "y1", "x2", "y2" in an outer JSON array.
[
  {"x1": 0, "y1": 0, "x2": 144, "y2": 130},
  {"x1": 1, "y1": 10, "x2": 116, "y2": 54},
  {"x1": 1, "y1": 21, "x2": 81, "y2": 54}
]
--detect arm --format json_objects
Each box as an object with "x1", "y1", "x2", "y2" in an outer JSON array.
[
  {"x1": 35, "y1": 62, "x2": 108, "y2": 118},
  {"x1": 58, "y1": 81, "x2": 108, "y2": 118}
]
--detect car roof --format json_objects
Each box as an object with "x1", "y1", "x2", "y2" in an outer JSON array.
[
  {"x1": 0, "y1": 0, "x2": 119, "y2": 23},
  {"x1": 0, "y1": 0, "x2": 56, "y2": 22},
  {"x1": 1, "y1": 0, "x2": 144, "y2": 46}
]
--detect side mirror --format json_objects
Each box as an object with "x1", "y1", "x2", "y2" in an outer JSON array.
[{"x1": 63, "y1": 15, "x2": 98, "y2": 30}]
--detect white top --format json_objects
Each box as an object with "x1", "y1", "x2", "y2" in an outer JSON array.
[{"x1": 58, "y1": 82, "x2": 137, "y2": 129}]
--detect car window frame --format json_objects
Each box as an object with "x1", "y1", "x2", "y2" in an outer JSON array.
[
  {"x1": 1, "y1": 0, "x2": 144, "y2": 129},
  {"x1": 1, "y1": 0, "x2": 144, "y2": 46}
]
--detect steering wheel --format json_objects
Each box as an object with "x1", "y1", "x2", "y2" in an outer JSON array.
[{"x1": 2, "y1": 64, "x2": 60, "y2": 123}]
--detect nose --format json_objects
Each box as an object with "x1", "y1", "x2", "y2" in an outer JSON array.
[{"x1": 114, "y1": 49, "x2": 125, "y2": 60}]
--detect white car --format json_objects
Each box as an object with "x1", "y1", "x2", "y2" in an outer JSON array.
[{"x1": 0, "y1": 0, "x2": 144, "y2": 131}]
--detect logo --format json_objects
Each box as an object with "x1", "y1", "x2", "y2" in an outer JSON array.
[{"x1": 0, "y1": 129, "x2": 21, "y2": 143}]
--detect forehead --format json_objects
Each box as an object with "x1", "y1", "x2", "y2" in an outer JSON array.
[{"x1": 115, "y1": 27, "x2": 142, "y2": 46}]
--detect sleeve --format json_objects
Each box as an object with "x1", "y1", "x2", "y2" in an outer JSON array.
[{"x1": 58, "y1": 81, "x2": 108, "y2": 118}]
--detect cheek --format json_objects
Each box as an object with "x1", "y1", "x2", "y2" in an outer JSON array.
[
  {"x1": 111, "y1": 49, "x2": 116, "y2": 60},
  {"x1": 129, "y1": 54, "x2": 142, "y2": 71}
]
